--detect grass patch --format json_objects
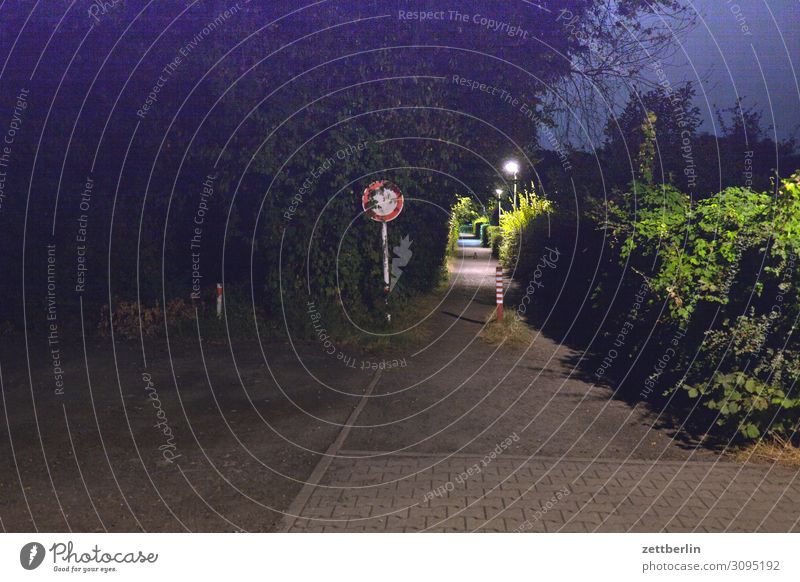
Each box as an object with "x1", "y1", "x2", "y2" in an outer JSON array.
[
  {"x1": 373, "y1": 278, "x2": 451, "y2": 352},
  {"x1": 732, "y1": 435, "x2": 800, "y2": 468},
  {"x1": 480, "y1": 311, "x2": 534, "y2": 348},
  {"x1": 321, "y1": 275, "x2": 452, "y2": 356}
]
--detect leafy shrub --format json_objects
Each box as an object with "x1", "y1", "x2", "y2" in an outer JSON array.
[
  {"x1": 679, "y1": 310, "x2": 800, "y2": 439},
  {"x1": 489, "y1": 228, "x2": 503, "y2": 258},
  {"x1": 98, "y1": 299, "x2": 197, "y2": 339},
  {"x1": 472, "y1": 216, "x2": 489, "y2": 237},
  {"x1": 600, "y1": 182, "x2": 782, "y2": 320},
  {"x1": 450, "y1": 196, "x2": 480, "y2": 227},
  {"x1": 479, "y1": 222, "x2": 491, "y2": 246},
  {"x1": 252, "y1": 136, "x2": 454, "y2": 330},
  {"x1": 498, "y1": 187, "x2": 552, "y2": 268},
  {"x1": 448, "y1": 196, "x2": 481, "y2": 255},
  {"x1": 481, "y1": 224, "x2": 495, "y2": 247},
  {"x1": 99, "y1": 301, "x2": 157, "y2": 339},
  {"x1": 511, "y1": 171, "x2": 800, "y2": 441},
  {"x1": 615, "y1": 173, "x2": 800, "y2": 439},
  {"x1": 479, "y1": 224, "x2": 504, "y2": 257}
]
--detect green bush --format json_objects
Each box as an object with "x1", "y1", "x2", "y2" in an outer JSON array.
[
  {"x1": 486, "y1": 226, "x2": 502, "y2": 258},
  {"x1": 448, "y1": 197, "x2": 480, "y2": 255},
  {"x1": 490, "y1": 232, "x2": 503, "y2": 259},
  {"x1": 607, "y1": 173, "x2": 800, "y2": 440},
  {"x1": 473, "y1": 216, "x2": 489, "y2": 237},
  {"x1": 498, "y1": 187, "x2": 552, "y2": 268},
  {"x1": 479, "y1": 223, "x2": 491, "y2": 246},
  {"x1": 508, "y1": 172, "x2": 800, "y2": 442},
  {"x1": 681, "y1": 311, "x2": 800, "y2": 439},
  {"x1": 600, "y1": 182, "x2": 781, "y2": 320}
]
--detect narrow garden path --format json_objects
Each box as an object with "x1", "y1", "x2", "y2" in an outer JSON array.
[{"x1": 282, "y1": 234, "x2": 800, "y2": 532}]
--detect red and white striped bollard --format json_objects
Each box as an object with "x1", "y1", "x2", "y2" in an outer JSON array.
[{"x1": 495, "y1": 266, "x2": 504, "y2": 322}]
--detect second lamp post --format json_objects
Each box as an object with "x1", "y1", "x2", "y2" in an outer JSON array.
[{"x1": 503, "y1": 160, "x2": 519, "y2": 209}]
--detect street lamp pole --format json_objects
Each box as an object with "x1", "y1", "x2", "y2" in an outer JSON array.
[
  {"x1": 495, "y1": 188, "x2": 503, "y2": 216},
  {"x1": 503, "y1": 160, "x2": 520, "y2": 210},
  {"x1": 512, "y1": 172, "x2": 518, "y2": 209}
]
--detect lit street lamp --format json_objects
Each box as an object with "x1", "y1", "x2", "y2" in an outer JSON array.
[
  {"x1": 503, "y1": 160, "x2": 519, "y2": 209},
  {"x1": 494, "y1": 188, "x2": 504, "y2": 215}
]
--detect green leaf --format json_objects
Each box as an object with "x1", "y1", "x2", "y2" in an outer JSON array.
[{"x1": 744, "y1": 424, "x2": 760, "y2": 439}]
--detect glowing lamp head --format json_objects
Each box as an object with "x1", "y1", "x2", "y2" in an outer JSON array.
[{"x1": 503, "y1": 160, "x2": 520, "y2": 175}]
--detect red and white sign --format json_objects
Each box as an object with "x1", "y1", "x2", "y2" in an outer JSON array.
[{"x1": 362, "y1": 180, "x2": 404, "y2": 222}]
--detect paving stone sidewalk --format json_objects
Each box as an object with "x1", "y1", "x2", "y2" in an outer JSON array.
[
  {"x1": 284, "y1": 451, "x2": 800, "y2": 532},
  {"x1": 281, "y1": 238, "x2": 800, "y2": 534}
]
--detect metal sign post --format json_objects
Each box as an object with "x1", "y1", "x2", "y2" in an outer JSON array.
[
  {"x1": 381, "y1": 222, "x2": 390, "y2": 295},
  {"x1": 362, "y1": 180, "x2": 404, "y2": 323}
]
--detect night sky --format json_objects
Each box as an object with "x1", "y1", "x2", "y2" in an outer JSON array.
[{"x1": 666, "y1": 0, "x2": 799, "y2": 139}]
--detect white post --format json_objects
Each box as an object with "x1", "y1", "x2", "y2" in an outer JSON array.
[
  {"x1": 216, "y1": 283, "x2": 223, "y2": 319},
  {"x1": 382, "y1": 222, "x2": 391, "y2": 322},
  {"x1": 381, "y1": 222, "x2": 389, "y2": 294},
  {"x1": 513, "y1": 173, "x2": 518, "y2": 209}
]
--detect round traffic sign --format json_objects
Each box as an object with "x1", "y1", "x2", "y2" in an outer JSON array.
[{"x1": 362, "y1": 180, "x2": 404, "y2": 222}]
